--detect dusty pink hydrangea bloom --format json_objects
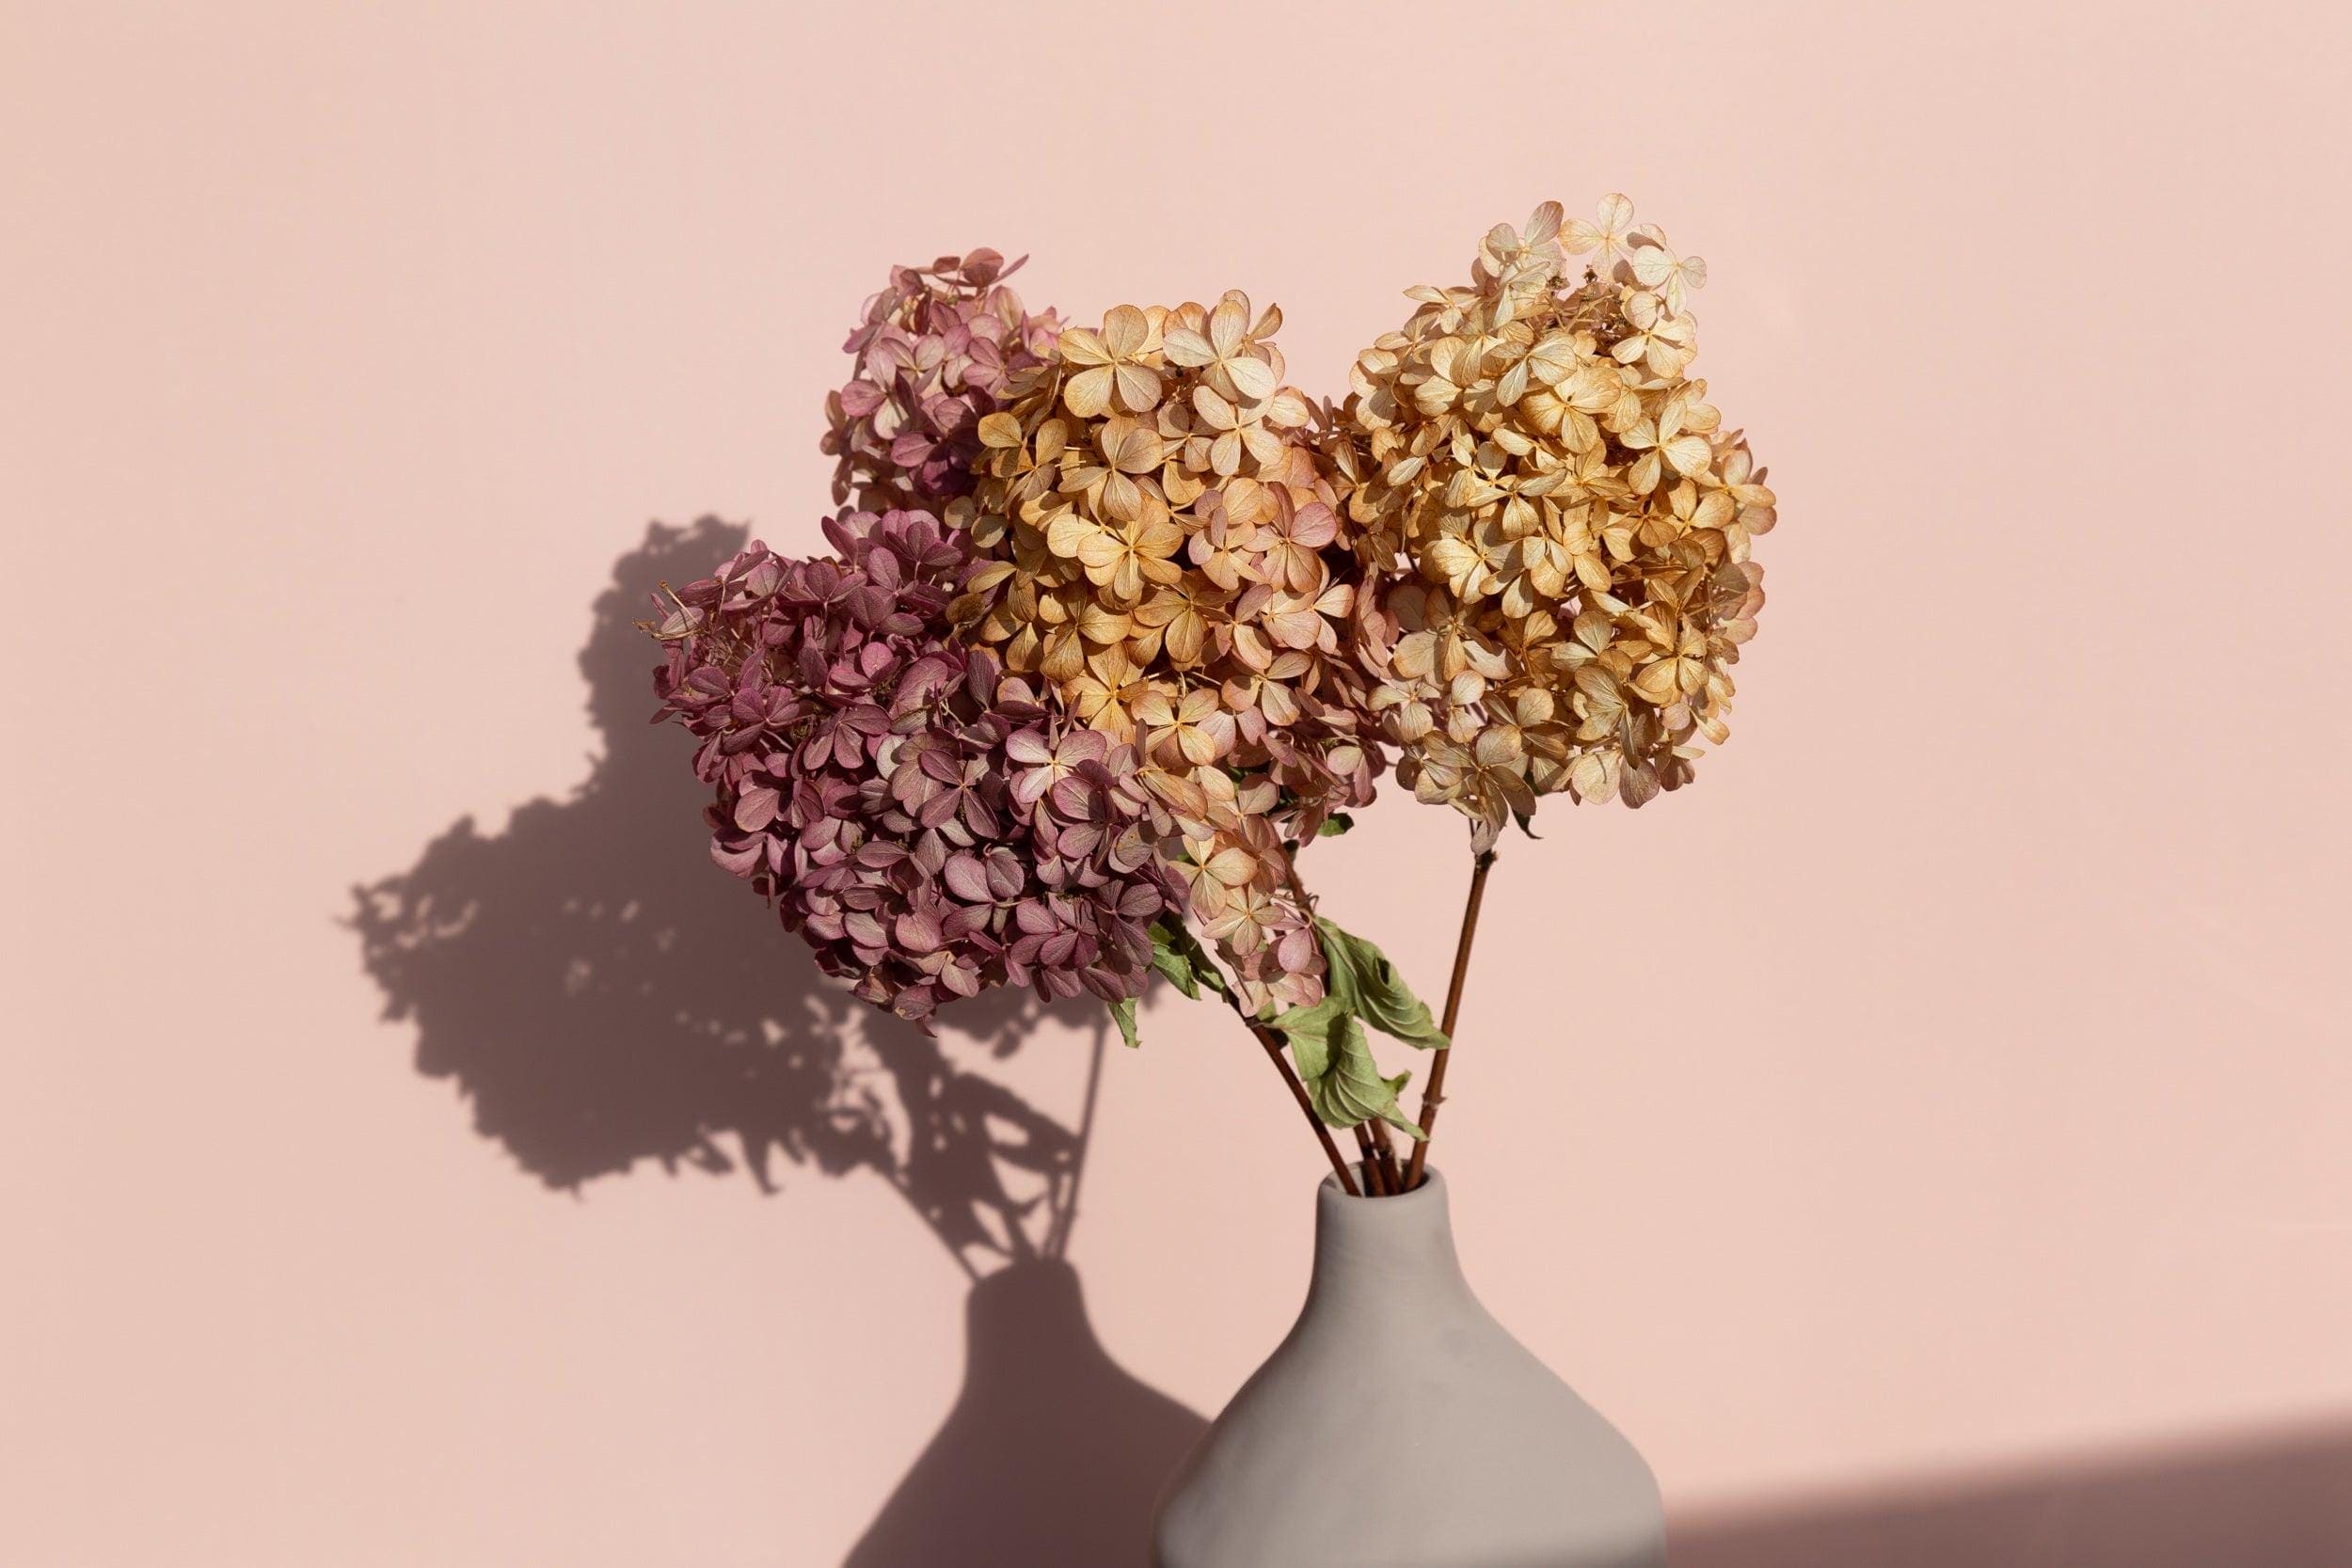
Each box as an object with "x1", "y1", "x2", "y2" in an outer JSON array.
[
  {"x1": 820, "y1": 249, "x2": 1061, "y2": 515},
  {"x1": 650, "y1": 508, "x2": 1180, "y2": 1022}
]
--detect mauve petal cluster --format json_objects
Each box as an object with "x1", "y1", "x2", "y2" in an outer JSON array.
[
  {"x1": 650, "y1": 508, "x2": 1179, "y2": 1023},
  {"x1": 821, "y1": 249, "x2": 1061, "y2": 514}
]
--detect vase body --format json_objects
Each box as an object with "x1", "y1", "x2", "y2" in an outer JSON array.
[{"x1": 1152, "y1": 1169, "x2": 1664, "y2": 1568}]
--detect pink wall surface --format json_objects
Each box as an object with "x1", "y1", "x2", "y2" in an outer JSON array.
[{"x1": 6, "y1": 3, "x2": 2349, "y2": 1563}]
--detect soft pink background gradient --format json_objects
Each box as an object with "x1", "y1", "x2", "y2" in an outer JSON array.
[{"x1": 6, "y1": 2, "x2": 2350, "y2": 1563}]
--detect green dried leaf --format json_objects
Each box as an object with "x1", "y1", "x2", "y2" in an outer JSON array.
[
  {"x1": 1313, "y1": 917, "x2": 1449, "y2": 1052},
  {"x1": 1264, "y1": 996, "x2": 1424, "y2": 1139},
  {"x1": 1148, "y1": 918, "x2": 1227, "y2": 1000},
  {"x1": 1267, "y1": 993, "x2": 1343, "y2": 1071},
  {"x1": 1110, "y1": 996, "x2": 1141, "y2": 1050},
  {"x1": 1316, "y1": 811, "x2": 1356, "y2": 838},
  {"x1": 1278, "y1": 1005, "x2": 1424, "y2": 1138}
]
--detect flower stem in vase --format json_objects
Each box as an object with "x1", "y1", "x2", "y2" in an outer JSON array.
[{"x1": 1403, "y1": 848, "x2": 1497, "y2": 1192}]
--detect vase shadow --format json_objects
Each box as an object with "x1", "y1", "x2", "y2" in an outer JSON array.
[
  {"x1": 349, "y1": 517, "x2": 1204, "y2": 1565},
  {"x1": 1669, "y1": 1418, "x2": 2352, "y2": 1568},
  {"x1": 844, "y1": 1259, "x2": 1208, "y2": 1568}
]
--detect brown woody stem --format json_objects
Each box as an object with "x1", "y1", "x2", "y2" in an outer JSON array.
[
  {"x1": 1225, "y1": 985, "x2": 1360, "y2": 1196},
  {"x1": 1353, "y1": 1126, "x2": 1387, "y2": 1195},
  {"x1": 1402, "y1": 849, "x2": 1497, "y2": 1192},
  {"x1": 1372, "y1": 1121, "x2": 1403, "y2": 1196}
]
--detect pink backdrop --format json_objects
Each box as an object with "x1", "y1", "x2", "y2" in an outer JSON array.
[{"x1": 6, "y1": 2, "x2": 2349, "y2": 1563}]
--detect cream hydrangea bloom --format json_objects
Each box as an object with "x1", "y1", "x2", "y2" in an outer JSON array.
[{"x1": 1336, "y1": 197, "x2": 1776, "y2": 848}]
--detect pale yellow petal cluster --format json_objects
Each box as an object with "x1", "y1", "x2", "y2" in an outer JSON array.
[
  {"x1": 1339, "y1": 197, "x2": 1776, "y2": 848},
  {"x1": 953, "y1": 292, "x2": 1381, "y2": 1012}
]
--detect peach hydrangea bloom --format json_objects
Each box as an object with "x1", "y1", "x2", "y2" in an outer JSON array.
[{"x1": 951, "y1": 292, "x2": 1387, "y2": 1013}]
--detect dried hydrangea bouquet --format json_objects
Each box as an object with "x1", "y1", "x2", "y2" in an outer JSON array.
[{"x1": 649, "y1": 199, "x2": 1772, "y2": 1568}]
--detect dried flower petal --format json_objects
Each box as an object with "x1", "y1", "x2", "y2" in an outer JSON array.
[
  {"x1": 1340, "y1": 197, "x2": 1775, "y2": 848},
  {"x1": 954, "y1": 291, "x2": 1389, "y2": 1011},
  {"x1": 650, "y1": 508, "x2": 1182, "y2": 1023},
  {"x1": 821, "y1": 251, "x2": 1062, "y2": 515}
]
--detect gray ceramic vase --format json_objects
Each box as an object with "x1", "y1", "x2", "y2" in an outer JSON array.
[{"x1": 1152, "y1": 1167, "x2": 1664, "y2": 1568}]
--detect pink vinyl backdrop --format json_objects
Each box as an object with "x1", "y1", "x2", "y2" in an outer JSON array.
[{"x1": 5, "y1": 2, "x2": 2349, "y2": 1563}]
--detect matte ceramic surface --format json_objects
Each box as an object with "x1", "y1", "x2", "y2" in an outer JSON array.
[{"x1": 1152, "y1": 1169, "x2": 1664, "y2": 1568}]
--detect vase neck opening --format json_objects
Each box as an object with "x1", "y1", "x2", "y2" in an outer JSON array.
[{"x1": 1307, "y1": 1164, "x2": 1473, "y2": 1310}]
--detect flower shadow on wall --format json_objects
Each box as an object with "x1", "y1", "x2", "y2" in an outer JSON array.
[{"x1": 350, "y1": 518, "x2": 1205, "y2": 1568}]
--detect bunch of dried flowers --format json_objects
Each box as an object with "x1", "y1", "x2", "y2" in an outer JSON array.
[
  {"x1": 821, "y1": 249, "x2": 1061, "y2": 514},
  {"x1": 1335, "y1": 196, "x2": 1775, "y2": 852},
  {"x1": 950, "y1": 292, "x2": 1385, "y2": 1015},
  {"x1": 649, "y1": 507, "x2": 1181, "y2": 1023},
  {"x1": 654, "y1": 205, "x2": 1774, "y2": 1199}
]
